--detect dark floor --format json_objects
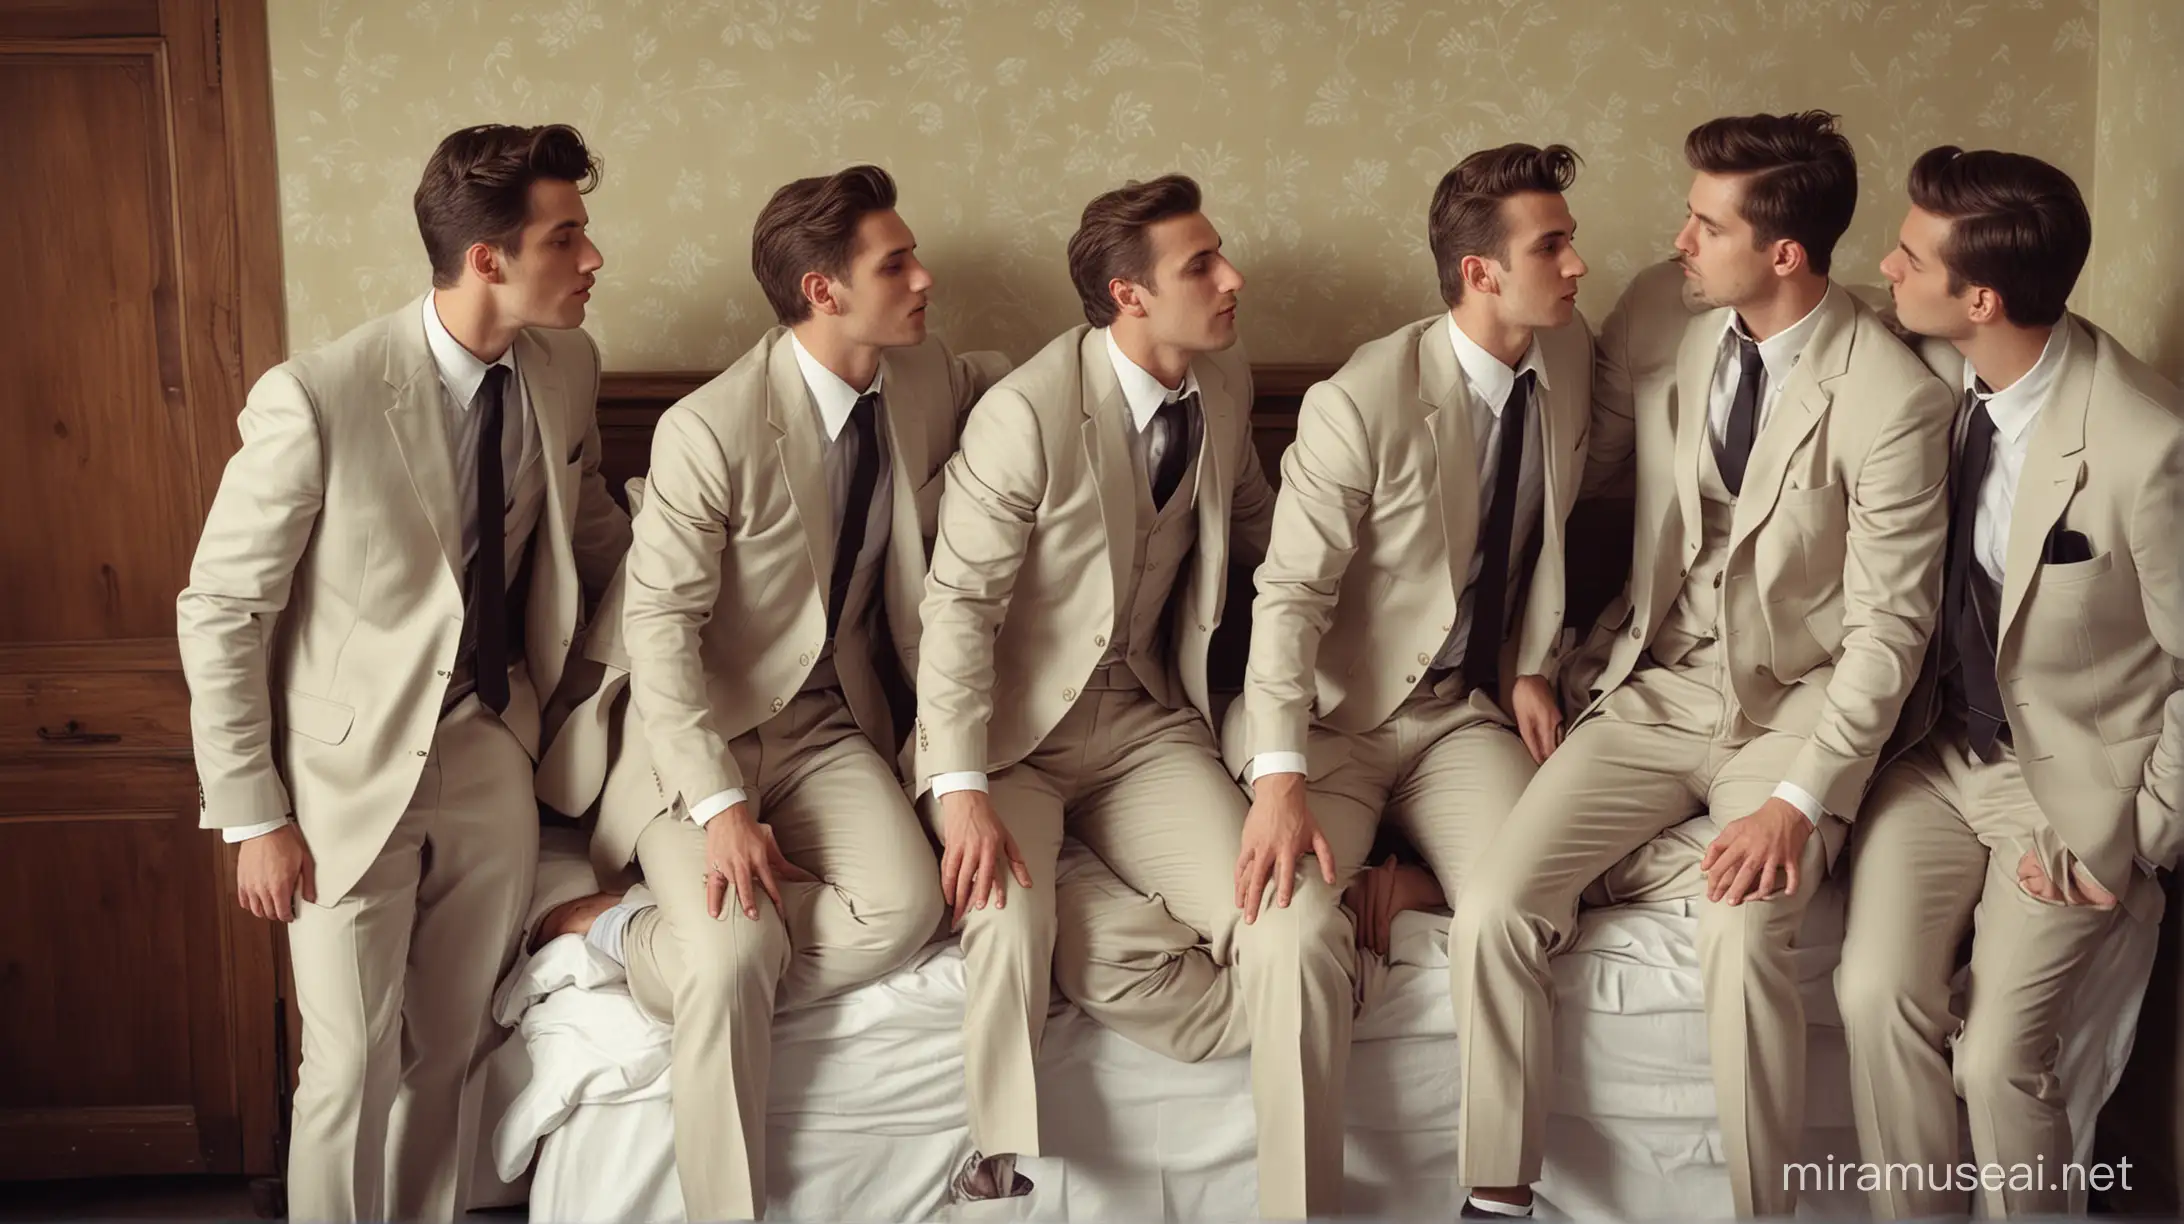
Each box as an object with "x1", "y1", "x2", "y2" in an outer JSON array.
[{"x1": 0, "y1": 1176, "x2": 262, "y2": 1222}]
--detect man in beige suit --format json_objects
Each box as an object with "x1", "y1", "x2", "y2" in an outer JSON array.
[
  {"x1": 1449, "y1": 111, "x2": 1957, "y2": 1221},
  {"x1": 1836, "y1": 146, "x2": 2183, "y2": 1220},
  {"x1": 532, "y1": 166, "x2": 1004, "y2": 1221},
  {"x1": 1234, "y1": 143, "x2": 1596, "y2": 946},
  {"x1": 178, "y1": 125, "x2": 630, "y2": 1222},
  {"x1": 914, "y1": 175, "x2": 1349, "y2": 1217}
]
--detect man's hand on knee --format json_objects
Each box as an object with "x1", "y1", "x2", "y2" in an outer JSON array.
[
  {"x1": 705, "y1": 804, "x2": 813, "y2": 921},
  {"x1": 1701, "y1": 798, "x2": 1811, "y2": 905},
  {"x1": 1236, "y1": 771, "x2": 1335, "y2": 923},
  {"x1": 938, "y1": 789, "x2": 1033, "y2": 927}
]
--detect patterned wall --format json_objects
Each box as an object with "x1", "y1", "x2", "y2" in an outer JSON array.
[
  {"x1": 2088, "y1": 0, "x2": 2184, "y2": 383},
  {"x1": 270, "y1": 0, "x2": 2107, "y2": 367}
]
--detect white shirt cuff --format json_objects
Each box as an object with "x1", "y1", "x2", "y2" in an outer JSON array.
[
  {"x1": 222, "y1": 817, "x2": 292, "y2": 844},
  {"x1": 1247, "y1": 752, "x2": 1308, "y2": 784},
  {"x1": 1772, "y1": 781, "x2": 1824, "y2": 825},
  {"x1": 687, "y1": 788, "x2": 749, "y2": 827},
  {"x1": 930, "y1": 771, "x2": 989, "y2": 798}
]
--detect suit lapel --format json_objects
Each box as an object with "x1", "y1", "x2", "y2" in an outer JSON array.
[
  {"x1": 1727, "y1": 290, "x2": 1850, "y2": 552},
  {"x1": 1998, "y1": 320, "x2": 2092, "y2": 647},
  {"x1": 765, "y1": 333, "x2": 835, "y2": 596},
  {"x1": 1418, "y1": 320, "x2": 1482, "y2": 605},
  {"x1": 877, "y1": 347, "x2": 929, "y2": 622},
  {"x1": 1671, "y1": 311, "x2": 1725, "y2": 558},
  {"x1": 1524, "y1": 335, "x2": 1569, "y2": 657},
  {"x1": 515, "y1": 330, "x2": 570, "y2": 530},
  {"x1": 383, "y1": 300, "x2": 464, "y2": 594},
  {"x1": 1082, "y1": 331, "x2": 1137, "y2": 614},
  {"x1": 1190, "y1": 352, "x2": 1232, "y2": 610}
]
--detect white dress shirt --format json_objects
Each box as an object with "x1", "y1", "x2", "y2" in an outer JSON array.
[
  {"x1": 688, "y1": 333, "x2": 896, "y2": 827},
  {"x1": 927, "y1": 329, "x2": 1198, "y2": 800},
  {"x1": 227, "y1": 294, "x2": 539, "y2": 844},
  {"x1": 1965, "y1": 322, "x2": 2068, "y2": 591},
  {"x1": 1706, "y1": 288, "x2": 1832, "y2": 824},
  {"x1": 1252, "y1": 314, "x2": 1549, "y2": 784}
]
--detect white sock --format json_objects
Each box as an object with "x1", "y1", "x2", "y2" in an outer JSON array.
[
  {"x1": 582, "y1": 899, "x2": 649, "y2": 966},
  {"x1": 1467, "y1": 1194, "x2": 1533, "y2": 1217}
]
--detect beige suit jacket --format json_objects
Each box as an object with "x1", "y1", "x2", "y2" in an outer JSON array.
[
  {"x1": 1892, "y1": 317, "x2": 2184, "y2": 898},
  {"x1": 1567, "y1": 279, "x2": 1956, "y2": 818},
  {"x1": 571, "y1": 330, "x2": 1006, "y2": 869},
  {"x1": 178, "y1": 296, "x2": 631, "y2": 902},
  {"x1": 911, "y1": 326, "x2": 1276, "y2": 790},
  {"x1": 1225, "y1": 313, "x2": 1596, "y2": 776}
]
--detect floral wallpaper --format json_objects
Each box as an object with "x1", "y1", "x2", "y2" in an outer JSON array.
[
  {"x1": 2088, "y1": 0, "x2": 2184, "y2": 383},
  {"x1": 270, "y1": 0, "x2": 2111, "y2": 367}
]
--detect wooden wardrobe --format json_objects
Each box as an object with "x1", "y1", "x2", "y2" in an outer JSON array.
[{"x1": 0, "y1": 0, "x2": 287, "y2": 1180}]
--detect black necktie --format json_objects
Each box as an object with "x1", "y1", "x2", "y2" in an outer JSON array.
[
  {"x1": 1944, "y1": 383, "x2": 2008, "y2": 760},
  {"x1": 1463, "y1": 369, "x2": 1534, "y2": 697},
  {"x1": 1718, "y1": 328, "x2": 1765, "y2": 495},
  {"x1": 826, "y1": 391, "x2": 882, "y2": 642},
  {"x1": 1150, "y1": 392, "x2": 1195, "y2": 511},
  {"x1": 470, "y1": 364, "x2": 511, "y2": 714}
]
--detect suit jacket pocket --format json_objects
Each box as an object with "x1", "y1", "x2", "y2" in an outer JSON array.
[
  {"x1": 283, "y1": 689, "x2": 356, "y2": 746},
  {"x1": 2040, "y1": 550, "x2": 2113, "y2": 585}
]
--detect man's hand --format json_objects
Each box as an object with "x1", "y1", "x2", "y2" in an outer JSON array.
[
  {"x1": 236, "y1": 822, "x2": 315, "y2": 922},
  {"x1": 1235, "y1": 772, "x2": 1335, "y2": 923},
  {"x1": 1701, "y1": 797, "x2": 1814, "y2": 905},
  {"x1": 704, "y1": 803, "x2": 815, "y2": 921},
  {"x1": 2017, "y1": 849, "x2": 2119, "y2": 909},
  {"x1": 938, "y1": 789, "x2": 1033, "y2": 926},
  {"x1": 1506, "y1": 674, "x2": 1564, "y2": 764},
  {"x1": 1343, "y1": 854, "x2": 1447, "y2": 958}
]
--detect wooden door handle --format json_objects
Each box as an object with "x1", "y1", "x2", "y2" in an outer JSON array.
[{"x1": 35, "y1": 720, "x2": 123, "y2": 745}]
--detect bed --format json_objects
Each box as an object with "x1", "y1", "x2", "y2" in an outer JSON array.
[{"x1": 467, "y1": 829, "x2": 2159, "y2": 1220}]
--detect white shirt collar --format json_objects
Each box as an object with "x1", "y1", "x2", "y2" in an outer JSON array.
[
  {"x1": 1966, "y1": 322, "x2": 2069, "y2": 445},
  {"x1": 1104, "y1": 328, "x2": 1200, "y2": 432},
  {"x1": 422, "y1": 293, "x2": 515, "y2": 410},
  {"x1": 789, "y1": 331, "x2": 883, "y2": 442},
  {"x1": 1725, "y1": 284, "x2": 1833, "y2": 386},
  {"x1": 1446, "y1": 313, "x2": 1549, "y2": 416}
]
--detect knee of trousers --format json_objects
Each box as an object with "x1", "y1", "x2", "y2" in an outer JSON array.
[
  {"x1": 1236, "y1": 876, "x2": 1354, "y2": 981},
  {"x1": 1450, "y1": 868, "x2": 1556, "y2": 969},
  {"x1": 1694, "y1": 894, "x2": 1800, "y2": 965},
  {"x1": 1949, "y1": 1012, "x2": 2057, "y2": 1105},
  {"x1": 672, "y1": 906, "x2": 793, "y2": 1015},
  {"x1": 843, "y1": 876, "x2": 948, "y2": 970},
  {"x1": 1833, "y1": 950, "x2": 1950, "y2": 1052},
  {"x1": 960, "y1": 884, "x2": 1058, "y2": 963}
]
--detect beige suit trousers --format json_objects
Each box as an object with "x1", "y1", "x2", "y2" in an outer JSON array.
[
  {"x1": 931, "y1": 669, "x2": 1351, "y2": 1218},
  {"x1": 1055, "y1": 685, "x2": 1532, "y2": 1217},
  {"x1": 1450, "y1": 660, "x2": 1841, "y2": 1218},
  {"x1": 621, "y1": 688, "x2": 942, "y2": 1221},
  {"x1": 284, "y1": 695, "x2": 537, "y2": 1224},
  {"x1": 1836, "y1": 725, "x2": 2156, "y2": 1219}
]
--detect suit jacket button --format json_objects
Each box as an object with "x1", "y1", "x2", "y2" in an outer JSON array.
[
  {"x1": 1713, "y1": 573, "x2": 1724, "y2": 588},
  {"x1": 1405, "y1": 674, "x2": 1418, "y2": 685},
  {"x1": 770, "y1": 697, "x2": 785, "y2": 712},
  {"x1": 1416, "y1": 652, "x2": 1430, "y2": 665},
  {"x1": 799, "y1": 652, "x2": 813, "y2": 666},
  {"x1": 1094, "y1": 634, "x2": 1107, "y2": 647},
  {"x1": 1198, "y1": 622, "x2": 1209, "y2": 631},
  {"x1": 1629, "y1": 625, "x2": 1643, "y2": 639},
  {"x1": 1062, "y1": 687, "x2": 1077, "y2": 702},
  {"x1": 415, "y1": 749, "x2": 428, "y2": 757}
]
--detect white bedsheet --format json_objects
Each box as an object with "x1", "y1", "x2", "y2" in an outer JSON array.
[{"x1": 480, "y1": 841, "x2": 2159, "y2": 1222}]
